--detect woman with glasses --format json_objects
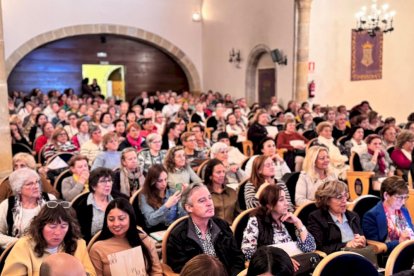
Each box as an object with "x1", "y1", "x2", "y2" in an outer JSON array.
[
  {"x1": 164, "y1": 146, "x2": 202, "y2": 190},
  {"x1": 91, "y1": 132, "x2": 121, "y2": 171},
  {"x1": 139, "y1": 164, "x2": 186, "y2": 231},
  {"x1": 241, "y1": 184, "x2": 316, "y2": 273},
  {"x1": 137, "y1": 133, "x2": 167, "y2": 176},
  {"x1": 308, "y1": 180, "x2": 367, "y2": 254},
  {"x1": 74, "y1": 167, "x2": 114, "y2": 243},
  {"x1": 118, "y1": 122, "x2": 144, "y2": 151},
  {"x1": 244, "y1": 155, "x2": 294, "y2": 211},
  {"x1": 89, "y1": 198, "x2": 162, "y2": 276},
  {"x1": 113, "y1": 148, "x2": 144, "y2": 198},
  {"x1": 360, "y1": 134, "x2": 395, "y2": 191},
  {"x1": 295, "y1": 146, "x2": 337, "y2": 206},
  {"x1": 0, "y1": 168, "x2": 56, "y2": 250},
  {"x1": 42, "y1": 127, "x2": 78, "y2": 161},
  {"x1": 362, "y1": 176, "x2": 414, "y2": 253},
  {"x1": 2, "y1": 201, "x2": 95, "y2": 276}
]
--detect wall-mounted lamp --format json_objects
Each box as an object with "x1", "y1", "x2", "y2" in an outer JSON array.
[
  {"x1": 229, "y1": 48, "x2": 241, "y2": 68},
  {"x1": 192, "y1": 12, "x2": 202, "y2": 22},
  {"x1": 271, "y1": 49, "x2": 287, "y2": 65}
]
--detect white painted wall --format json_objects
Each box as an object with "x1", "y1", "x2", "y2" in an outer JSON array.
[
  {"x1": 201, "y1": 0, "x2": 295, "y2": 106},
  {"x1": 309, "y1": 0, "x2": 413, "y2": 123},
  {"x1": 2, "y1": 0, "x2": 203, "y2": 81}
]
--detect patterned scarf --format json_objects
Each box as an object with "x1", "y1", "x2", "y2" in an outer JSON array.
[
  {"x1": 126, "y1": 134, "x2": 142, "y2": 150},
  {"x1": 384, "y1": 204, "x2": 404, "y2": 241},
  {"x1": 12, "y1": 194, "x2": 47, "y2": 237}
]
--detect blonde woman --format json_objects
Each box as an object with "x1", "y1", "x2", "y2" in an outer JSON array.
[{"x1": 295, "y1": 146, "x2": 337, "y2": 206}]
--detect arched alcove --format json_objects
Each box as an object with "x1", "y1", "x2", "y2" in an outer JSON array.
[
  {"x1": 245, "y1": 44, "x2": 277, "y2": 105},
  {"x1": 5, "y1": 24, "x2": 201, "y2": 94}
]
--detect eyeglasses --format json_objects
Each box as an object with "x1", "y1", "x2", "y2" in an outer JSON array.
[
  {"x1": 23, "y1": 180, "x2": 41, "y2": 188},
  {"x1": 393, "y1": 195, "x2": 409, "y2": 201},
  {"x1": 186, "y1": 139, "x2": 197, "y2": 143},
  {"x1": 46, "y1": 201, "x2": 71, "y2": 209},
  {"x1": 263, "y1": 162, "x2": 275, "y2": 168},
  {"x1": 98, "y1": 178, "x2": 112, "y2": 184},
  {"x1": 332, "y1": 193, "x2": 349, "y2": 201}
]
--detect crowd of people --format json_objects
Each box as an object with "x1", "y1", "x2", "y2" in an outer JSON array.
[{"x1": 4, "y1": 87, "x2": 414, "y2": 275}]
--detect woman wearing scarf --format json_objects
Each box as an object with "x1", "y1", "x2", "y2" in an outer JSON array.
[
  {"x1": 112, "y1": 147, "x2": 144, "y2": 198},
  {"x1": 0, "y1": 168, "x2": 56, "y2": 249},
  {"x1": 360, "y1": 134, "x2": 395, "y2": 191},
  {"x1": 118, "y1": 123, "x2": 144, "y2": 151},
  {"x1": 363, "y1": 176, "x2": 414, "y2": 253}
]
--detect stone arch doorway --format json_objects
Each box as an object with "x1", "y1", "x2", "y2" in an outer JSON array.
[
  {"x1": 5, "y1": 24, "x2": 201, "y2": 92},
  {"x1": 245, "y1": 44, "x2": 277, "y2": 105}
]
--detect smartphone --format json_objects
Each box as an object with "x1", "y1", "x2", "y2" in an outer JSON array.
[{"x1": 175, "y1": 183, "x2": 182, "y2": 192}]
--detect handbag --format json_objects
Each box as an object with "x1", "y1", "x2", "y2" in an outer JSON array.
[
  {"x1": 292, "y1": 252, "x2": 321, "y2": 275},
  {"x1": 341, "y1": 245, "x2": 378, "y2": 268}
]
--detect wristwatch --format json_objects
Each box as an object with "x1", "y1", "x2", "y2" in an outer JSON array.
[{"x1": 297, "y1": 225, "x2": 307, "y2": 233}]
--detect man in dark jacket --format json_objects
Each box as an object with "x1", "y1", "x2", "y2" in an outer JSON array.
[{"x1": 166, "y1": 183, "x2": 245, "y2": 276}]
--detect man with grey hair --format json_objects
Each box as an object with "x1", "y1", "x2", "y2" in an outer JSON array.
[
  {"x1": 166, "y1": 183, "x2": 244, "y2": 275},
  {"x1": 40, "y1": 253, "x2": 86, "y2": 276}
]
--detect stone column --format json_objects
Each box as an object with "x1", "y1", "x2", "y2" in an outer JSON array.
[
  {"x1": 295, "y1": 0, "x2": 312, "y2": 102},
  {"x1": 0, "y1": 0, "x2": 13, "y2": 177}
]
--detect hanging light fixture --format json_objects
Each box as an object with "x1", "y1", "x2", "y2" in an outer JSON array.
[{"x1": 354, "y1": 0, "x2": 396, "y2": 36}]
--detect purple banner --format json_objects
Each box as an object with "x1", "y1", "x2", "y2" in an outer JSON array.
[{"x1": 351, "y1": 30, "x2": 383, "y2": 81}]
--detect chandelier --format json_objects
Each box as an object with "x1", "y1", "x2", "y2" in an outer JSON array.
[{"x1": 354, "y1": 0, "x2": 396, "y2": 36}]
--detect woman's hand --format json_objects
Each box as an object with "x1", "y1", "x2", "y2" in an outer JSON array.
[
  {"x1": 165, "y1": 191, "x2": 182, "y2": 209},
  {"x1": 291, "y1": 258, "x2": 300, "y2": 272},
  {"x1": 272, "y1": 153, "x2": 285, "y2": 163},
  {"x1": 229, "y1": 164, "x2": 239, "y2": 173},
  {"x1": 399, "y1": 230, "x2": 411, "y2": 243},
  {"x1": 280, "y1": 212, "x2": 301, "y2": 227},
  {"x1": 78, "y1": 171, "x2": 89, "y2": 185}
]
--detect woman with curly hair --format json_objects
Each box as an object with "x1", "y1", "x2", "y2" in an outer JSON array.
[
  {"x1": 2, "y1": 201, "x2": 95, "y2": 276},
  {"x1": 164, "y1": 146, "x2": 202, "y2": 190}
]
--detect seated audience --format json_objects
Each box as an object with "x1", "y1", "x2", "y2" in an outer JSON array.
[
  {"x1": 0, "y1": 168, "x2": 56, "y2": 249},
  {"x1": 332, "y1": 113, "x2": 350, "y2": 142},
  {"x1": 210, "y1": 142, "x2": 246, "y2": 185},
  {"x1": 43, "y1": 127, "x2": 78, "y2": 161},
  {"x1": 391, "y1": 130, "x2": 414, "y2": 172},
  {"x1": 308, "y1": 180, "x2": 367, "y2": 254},
  {"x1": 204, "y1": 159, "x2": 238, "y2": 224},
  {"x1": 89, "y1": 198, "x2": 162, "y2": 276},
  {"x1": 276, "y1": 118, "x2": 308, "y2": 172},
  {"x1": 244, "y1": 155, "x2": 293, "y2": 211},
  {"x1": 246, "y1": 247, "x2": 294, "y2": 276},
  {"x1": 381, "y1": 125, "x2": 397, "y2": 151},
  {"x1": 190, "y1": 123, "x2": 211, "y2": 151},
  {"x1": 241, "y1": 184, "x2": 316, "y2": 272},
  {"x1": 62, "y1": 155, "x2": 90, "y2": 201},
  {"x1": 247, "y1": 109, "x2": 270, "y2": 154},
  {"x1": 63, "y1": 113, "x2": 79, "y2": 139},
  {"x1": 98, "y1": 112, "x2": 114, "y2": 136},
  {"x1": 112, "y1": 148, "x2": 144, "y2": 198},
  {"x1": 137, "y1": 133, "x2": 167, "y2": 175},
  {"x1": 343, "y1": 126, "x2": 367, "y2": 156},
  {"x1": 216, "y1": 132, "x2": 245, "y2": 166},
  {"x1": 71, "y1": 118, "x2": 90, "y2": 150},
  {"x1": 295, "y1": 146, "x2": 337, "y2": 206},
  {"x1": 91, "y1": 132, "x2": 121, "y2": 171},
  {"x1": 360, "y1": 134, "x2": 395, "y2": 191},
  {"x1": 245, "y1": 137, "x2": 291, "y2": 180},
  {"x1": 74, "y1": 167, "x2": 114, "y2": 242},
  {"x1": 181, "y1": 131, "x2": 207, "y2": 170},
  {"x1": 118, "y1": 122, "x2": 144, "y2": 151},
  {"x1": 139, "y1": 164, "x2": 186, "y2": 231},
  {"x1": 316, "y1": 122, "x2": 348, "y2": 179},
  {"x1": 29, "y1": 113, "x2": 48, "y2": 144},
  {"x1": 2, "y1": 201, "x2": 95, "y2": 276},
  {"x1": 166, "y1": 183, "x2": 245, "y2": 275},
  {"x1": 180, "y1": 254, "x2": 228, "y2": 276},
  {"x1": 40, "y1": 252, "x2": 86, "y2": 276},
  {"x1": 362, "y1": 176, "x2": 414, "y2": 253},
  {"x1": 80, "y1": 125, "x2": 103, "y2": 166},
  {"x1": 164, "y1": 146, "x2": 202, "y2": 190},
  {"x1": 161, "y1": 122, "x2": 181, "y2": 150},
  {"x1": 0, "y1": 153, "x2": 59, "y2": 202},
  {"x1": 34, "y1": 122, "x2": 55, "y2": 155}
]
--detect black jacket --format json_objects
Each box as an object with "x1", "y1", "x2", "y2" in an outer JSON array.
[
  {"x1": 307, "y1": 209, "x2": 363, "y2": 254},
  {"x1": 166, "y1": 217, "x2": 245, "y2": 276}
]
